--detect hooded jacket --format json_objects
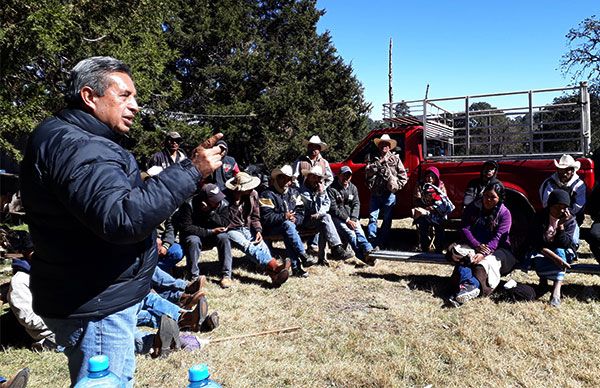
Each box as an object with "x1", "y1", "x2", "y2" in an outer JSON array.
[
  {"x1": 20, "y1": 108, "x2": 201, "y2": 319},
  {"x1": 463, "y1": 161, "x2": 501, "y2": 207},
  {"x1": 259, "y1": 185, "x2": 305, "y2": 231}
]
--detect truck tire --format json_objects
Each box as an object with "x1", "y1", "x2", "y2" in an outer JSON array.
[{"x1": 504, "y1": 190, "x2": 535, "y2": 261}]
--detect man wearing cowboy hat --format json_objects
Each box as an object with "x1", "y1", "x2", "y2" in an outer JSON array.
[
  {"x1": 365, "y1": 133, "x2": 408, "y2": 248},
  {"x1": 300, "y1": 165, "x2": 353, "y2": 263},
  {"x1": 293, "y1": 135, "x2": 334, "y2": 188},
  {"x1": 147, "y1": 131, "x2": 188, "y2": 169},
  {"x1": 259, "y1": 165, "x2": 317, "y2": 277},
  {"x1": 328, "y1": 166, "x2": 376, "y2": 265},
  {"x1": 225, "y1": 172, "x2": 290, "y2": 286},
  {"x1": 539, "y1": 154, "x2": 586, "y2": 223},
  {"x1": 293, "y1": 135, "x2": 334, "y2": 253}
]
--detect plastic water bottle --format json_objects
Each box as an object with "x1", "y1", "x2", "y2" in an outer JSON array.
[
  {"x1": 74, "y1": 355, "x2": 124, "y2": 387},
  {"x1": 187, "y1": 364, "x2": 221, "y2": 387}
]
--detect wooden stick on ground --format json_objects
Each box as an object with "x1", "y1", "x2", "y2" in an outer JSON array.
[{"x1": 202, "y1": 326, "x2": 301, "y2": 345}]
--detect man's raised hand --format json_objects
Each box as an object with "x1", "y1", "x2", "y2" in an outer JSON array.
[{"x1": 191, "y1": 133, "x2": 224, "y2": 176}]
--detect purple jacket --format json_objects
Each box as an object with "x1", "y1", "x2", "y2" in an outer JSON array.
[{"x1": 461, "y1": 202, "x2": 512, "y2": 252}]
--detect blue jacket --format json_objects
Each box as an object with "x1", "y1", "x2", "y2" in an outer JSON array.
[{"x1": 20, "y1": 108, "x2": 201, "y2": 319}]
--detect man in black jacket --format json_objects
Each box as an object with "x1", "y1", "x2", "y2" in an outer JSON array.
[
  {"x1": 328, "y1": 166, "x2": 375, "y2": 265},
  {"x1": 176, "y1": 183, "x2": 234, "y2": 288},
  {"x1": 20, "y1": 56, "x2": 223, "y2": 386}
]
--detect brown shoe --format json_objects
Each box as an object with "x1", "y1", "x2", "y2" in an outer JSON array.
[
  {"x1": 178, "y1": 295, "x2": 208, "y2": 332},
  {"x1": 265, "y1": 258, "x2": 289, "y2": 287},
  {"x1": 178, "y1": 290, "x2": 205, "y2": 310},
  {"x1": 185, "y1": 275, "x2": 207, "y2": 294},
  {"x1": 220, "y1": 277, "x2": 233, "y2": 289}
]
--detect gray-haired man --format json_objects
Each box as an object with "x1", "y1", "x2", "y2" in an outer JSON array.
[{"x1": 20, "y1": 56, "x2": 223, "y2": 386}]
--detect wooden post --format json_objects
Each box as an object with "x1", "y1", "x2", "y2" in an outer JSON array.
[{"x1": 388, "y1": 37, "x2": 393, "y2": 119}]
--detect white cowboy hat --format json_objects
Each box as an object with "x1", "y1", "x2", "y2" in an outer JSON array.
[
  {"x1": 554, "y1": 154, "x2": 581, "y2": 170},
  {"x1": 225, "y1": 172, "x2": 261, "y2": 191},
  {"x1": 271, "y1": 165, "x2": 294, "y2": 180},
  {"x1": 140, "y1": 165, "x2": 164, "y2": 181},
  {"x1": 374, "y1": 134, "x2": 397, "y2": 150},
  {"x1": 303, "y1": 135, "x2": 328, "y2": 151},
  {"x1": 301, "y1": 165, "x2": 324, "y2": 177}
]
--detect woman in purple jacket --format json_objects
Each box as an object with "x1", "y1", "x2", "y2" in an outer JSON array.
[{"x1": 447, "y1": 182, "x2": 516, "y2": 305}]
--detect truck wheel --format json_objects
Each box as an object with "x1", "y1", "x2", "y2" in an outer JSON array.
[{"x1": 504, "y1": 191, "x2": 535, "y2": 260}]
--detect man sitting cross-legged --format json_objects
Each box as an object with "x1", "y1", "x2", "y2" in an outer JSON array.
[
  {"x1": 259, "y1": 165, "x2": 318, "y2": 278},
  {"x1": 328, "y1": 166, "x2": 376, "y2": 266},
  {"x1": 300, "y1": 165, "x2": 353, "y2": 264},
  {"x1": 176, "y1": 184, "x2": 234, "y2": 288},
  {"x1": 225, "y1": 172, "x2": 290, "y2": 287}
]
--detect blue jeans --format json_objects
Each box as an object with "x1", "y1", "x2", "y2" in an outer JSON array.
[
  {"x1": 453, "y1": 265, "x2": 481, "y2": 290},
  {"x1": 264, "y1": 221, "x2": 306, "y2": 269},
  {"x1": 227, "y1": 227, "x2": 272, "y2": 267},
  {"x1": 332, "y1": 218, "x2": 373, "y2": 260},
  {"x1": 534, "y1": 247, "x2": 574, "y2": 282},
  {"x1": 367, "y1": 192, "x2": 396, "y2": 247},
  {"x1": 152, "y1": 266, "x2": 186, "y2": 303},
  {"x1": 157, "y1": 243, "x2": 184, "y2": 272},
  {"x1": 184, "y1": 233, "x2": 233, "y2": 278},
  {"x1": 137, "y1": 293, "x2": 181, "y2": 329},
  {"x1": 43, "y1": 302, "x2": 140, "y2": 387}
]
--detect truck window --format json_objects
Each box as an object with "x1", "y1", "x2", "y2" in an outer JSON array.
[{"x1": 352, "y1": 133, "x2": 405, "y2": 163}]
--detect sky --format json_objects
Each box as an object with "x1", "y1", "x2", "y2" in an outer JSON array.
[{"x1": 316, "y1": 1, "x2": 599, "y2": 120}]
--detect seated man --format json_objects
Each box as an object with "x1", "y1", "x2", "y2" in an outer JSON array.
[
  {"x1": 137, "y1": 291, "x2": 218, "y2": 333},
  {"x1": 203, "y1": 140, "x2": 240, "y2": 191},
  {"x1": 176, "y1": 184, "x2": 234, "y2": 288},
  {"x1": 151, "y1": 266, "x2": 205, "y2": 307},
  {"x1": 147, "y1": 131, "x2": 187, "y2": 169},
  {"x1": 300, "y1": 165, "x2": 353, "y2": 264},
  {"x1": 259, "y1": 165, "x2": 317, "y2": 278},
  {"x1": 539, "y1": 154, "x2": 586, "y2": 234},
  {"x1": 328, "y1": 166, "x2": 375, "y2": 265},
  {"x1": 225, "y1": 172, "x2": 290, "y2": 287},
  {"x1": 156, "y1": 216, "x2": 184, "y2": 273},
  {"x1": 8, "y1": 253, "x2": 61, "y2": 352}
]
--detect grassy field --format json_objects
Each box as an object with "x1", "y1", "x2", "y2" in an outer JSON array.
[{"x1": 3, "y1": 219, "x2": 600, "y2": 387}]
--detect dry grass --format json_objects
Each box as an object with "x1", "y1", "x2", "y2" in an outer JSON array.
[{"x1": 3, "y1": 219, "x2": 600, "y2": 387}]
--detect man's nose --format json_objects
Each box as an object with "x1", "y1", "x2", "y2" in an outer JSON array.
[{"x1": 128, "y1": 97, "x2": 140, "y2": 113}]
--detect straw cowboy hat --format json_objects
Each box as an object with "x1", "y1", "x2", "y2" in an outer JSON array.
[
  {"x1": 225, "y1": 172, "x2": 261, "y2": 191},
  {"x1": 374, "y1": 134, "x2": 397, "y2": 150},
  {"x1": 271, "y1": 165, "x2": 294, "y2": 180},
  {"x1": 554, "y1": 154, "x2": 581, "y2": 170},
  {"x1": 303, "y1": 135, "x2": 328, "y2": 151},
  {"x1": 301, "y1": 165, "x2": 324, "y2": 177}
]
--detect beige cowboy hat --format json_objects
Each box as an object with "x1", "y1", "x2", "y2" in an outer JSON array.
[
  {"x1": 271, "y1": 165, "x2": 294, "y2": 180},
  {"x1": 301, "y1": 165, "x2": 324, "y2": 177},
  {"x1": 225, "y1": 172, "x2": 261, "y2": 191},
  {"x1": 554, "y1": 154, "x2": 581, "y2": 170},
  {"x1": 303, "y1": 135, "x2": 328, "y2": 151},
  {"x1": 374, "y1": 134, "x2": 397, "y2": 150}
]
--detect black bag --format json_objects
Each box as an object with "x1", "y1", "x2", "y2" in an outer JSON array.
[{"x1": 502, "y1": 283, "x2": 536, "y2": 302}]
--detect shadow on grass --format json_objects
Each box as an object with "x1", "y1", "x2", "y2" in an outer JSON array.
[{"x1": 354, "y1": 271, "x2": 452, "y2": 299}]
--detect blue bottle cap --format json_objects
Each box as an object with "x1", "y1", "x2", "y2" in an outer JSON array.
[
  {"x1": 88, "y1": 355, "x2": 109, "y2": 373},
  {"x1": 189, "y1": 364, "x2": 210, "y2": 382}
]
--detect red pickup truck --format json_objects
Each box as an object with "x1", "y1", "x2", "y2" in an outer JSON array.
[{"x1": 330, "y1": 84, "x2": 594, "y2": 253}]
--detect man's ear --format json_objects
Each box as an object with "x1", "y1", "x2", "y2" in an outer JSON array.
[{"x1": 80, "y1": 86, "x2": 97, "y2": 110}]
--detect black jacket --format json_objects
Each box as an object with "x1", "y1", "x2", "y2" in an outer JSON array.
[
  {"x1": 20, "y1": 108, "x2": 201, "y2": 319},
  {"x1": 176, "y1": 195, "x2": 230, "y2": 239},
  {"x1": 327, "y1": 180, "x2": 360, "y2": 222},
  {"x1": 259, "y1": 186, "x2": 305, "y2": 232}
]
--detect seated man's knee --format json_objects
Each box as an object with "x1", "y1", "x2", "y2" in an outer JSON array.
[{"x1": 185, "y1": 235, "x2": 202, "y2": 248}]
